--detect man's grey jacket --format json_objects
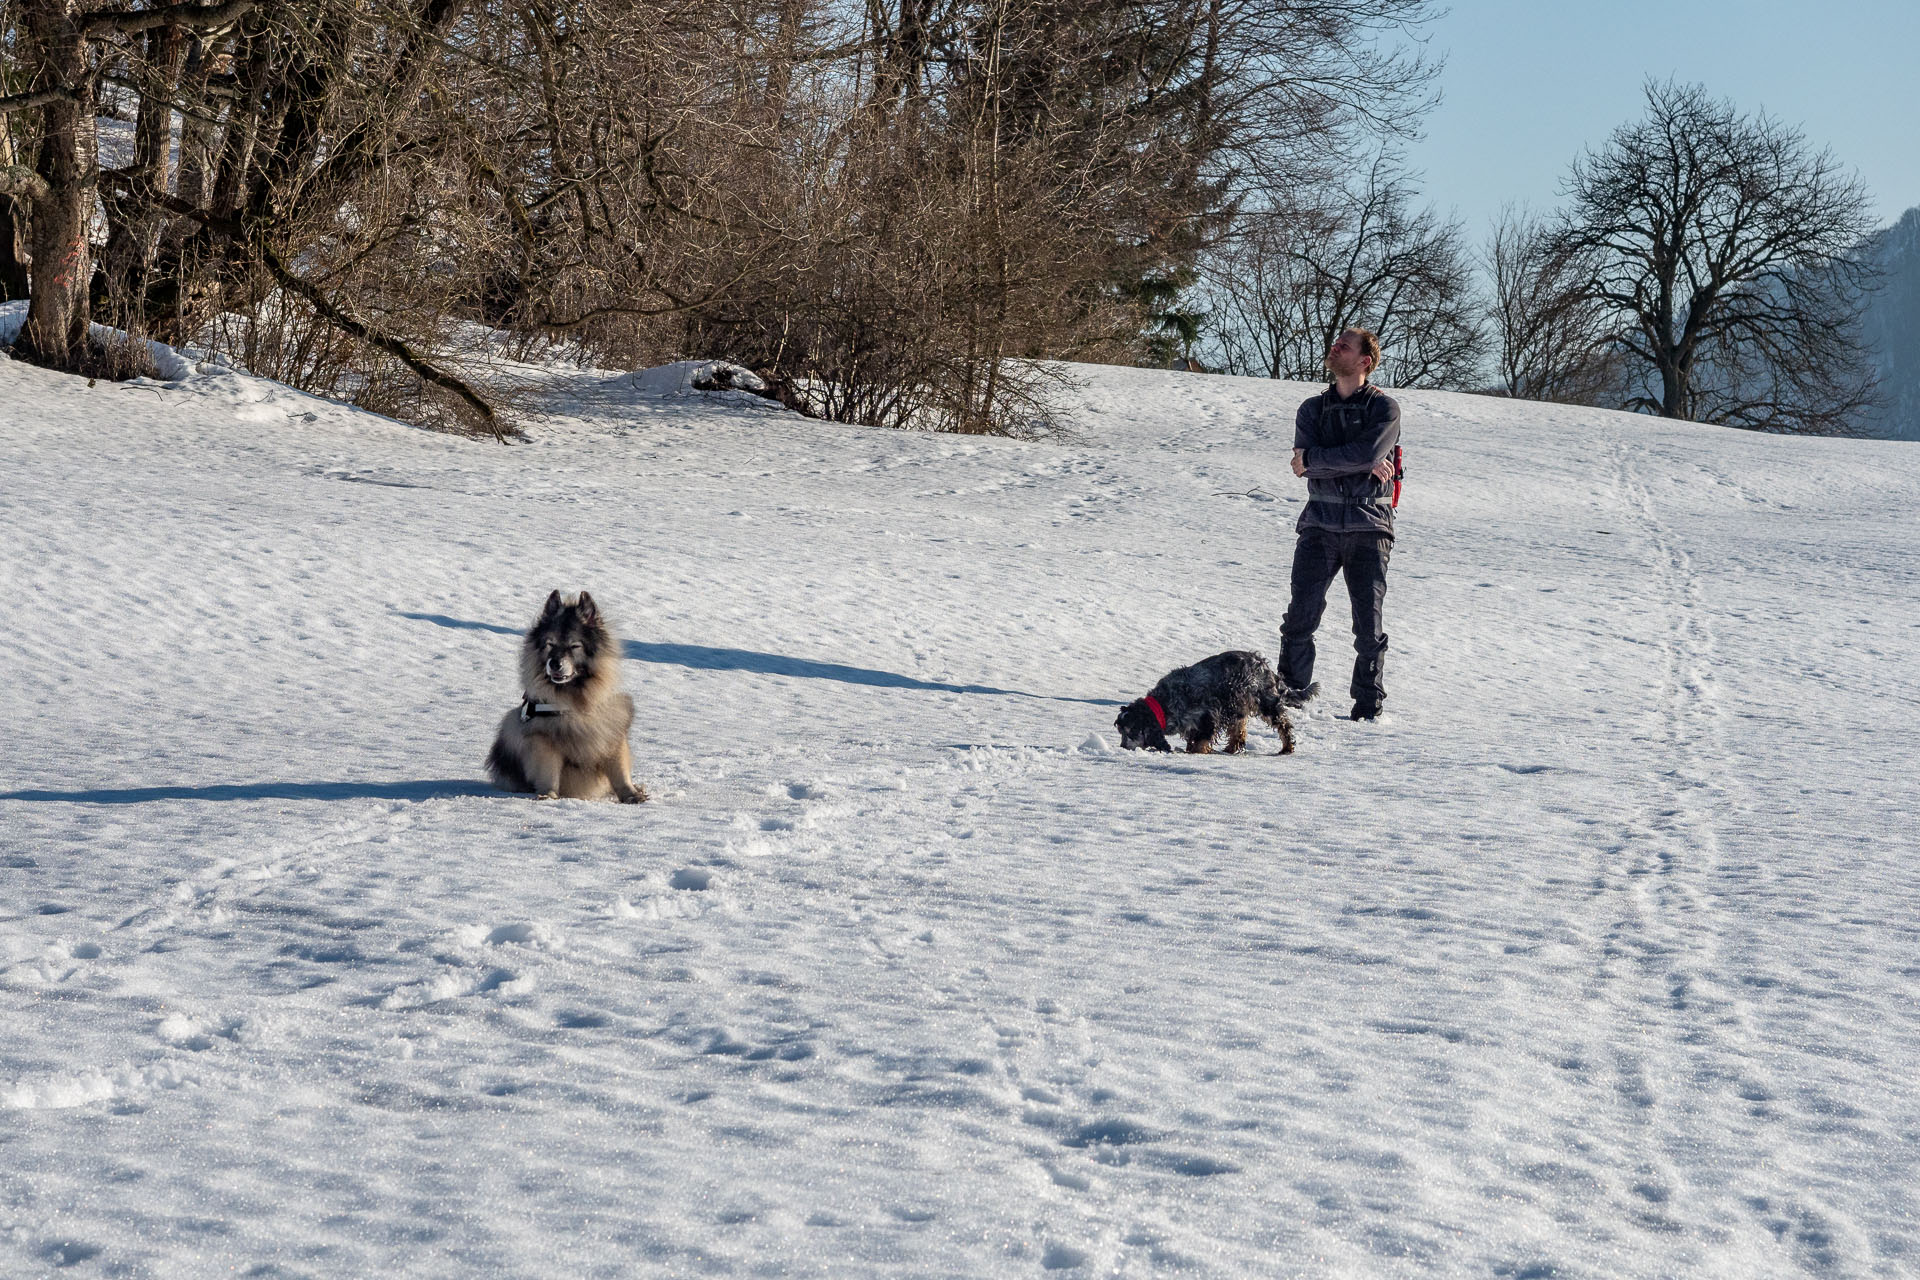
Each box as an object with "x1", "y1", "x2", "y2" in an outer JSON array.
[{"x1": 1292, "y1": 382, "x2": 1401, "y2": 537}]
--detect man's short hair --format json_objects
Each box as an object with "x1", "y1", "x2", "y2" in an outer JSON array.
[{"x1": 1342, "y1": 327, "x2": 1382, "y2": 375}]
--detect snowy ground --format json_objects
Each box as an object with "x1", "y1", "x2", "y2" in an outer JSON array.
[{"x1": 2, "y1": 338, "x2": 1917, "y2": 1278}]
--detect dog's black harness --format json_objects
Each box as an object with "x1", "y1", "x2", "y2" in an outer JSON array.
[{"x1": 519, "y1": 696, "x2": 565, "y2": 723}]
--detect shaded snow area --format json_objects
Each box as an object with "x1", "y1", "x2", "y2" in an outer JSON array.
[{"x1": 2, "y1": 348, "x2": 1917, "y2": 1279}]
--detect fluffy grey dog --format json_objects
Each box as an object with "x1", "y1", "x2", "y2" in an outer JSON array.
[
  {"x1": 485, "y1": 591, "x2": 647, "y2": 802},
  {"x1": 1115, "y1": 650, "x2": 1295, "y2": 755}
]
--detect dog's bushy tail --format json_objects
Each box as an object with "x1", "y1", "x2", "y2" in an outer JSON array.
[{"x1": 485, "y1": 735, "x2": 534, "y2": 793}]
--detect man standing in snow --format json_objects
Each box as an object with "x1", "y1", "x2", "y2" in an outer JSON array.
[{"x1": 1279, "y1": 327, "x2": 1400, "y2": 721}]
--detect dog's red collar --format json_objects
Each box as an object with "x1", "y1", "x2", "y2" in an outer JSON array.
[{"x1": 1143, "y1": 694, "x2": 1167, "y2": 731}]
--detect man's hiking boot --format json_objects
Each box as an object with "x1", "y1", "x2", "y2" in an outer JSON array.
[
  {"x1": 1350, "y1": 702, "x2": 1381, "y2": 722},
  {"x1": 1280, "y1": 681, "x2": 1319, "y2": 708}
]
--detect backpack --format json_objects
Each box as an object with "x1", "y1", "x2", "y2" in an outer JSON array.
[{"x1": 1319, "y1": 385, "x2": 1403, "y2": 508}]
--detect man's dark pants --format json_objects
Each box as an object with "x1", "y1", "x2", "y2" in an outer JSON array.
[{"x1": 1279, "y1": 528, "x2": 1392, "y2": 712}]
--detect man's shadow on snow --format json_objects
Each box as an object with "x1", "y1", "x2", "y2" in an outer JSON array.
[
  {"x1": 0, "y1": 780, "x2": 496, "y2": 805},
  {"x1": 399, "y1": 611, "x2": 1120, "y2": 706}
]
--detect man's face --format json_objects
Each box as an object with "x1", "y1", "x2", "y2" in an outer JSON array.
[{"x1": 1327, "y1": 331, "x2": 1372, "y2": 379}]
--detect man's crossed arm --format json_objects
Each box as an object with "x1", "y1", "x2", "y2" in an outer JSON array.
[{"x1": 1293, "y1": 449, "x2": 1395, "y2": 482}]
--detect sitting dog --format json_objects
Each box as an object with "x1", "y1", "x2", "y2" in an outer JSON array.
[
  {"x1": 485, "y1": 590, "x2": 647, "y2": 802},
  {"x1": 1115, "y1": 650, "x2": 1295, "y2": 755}
]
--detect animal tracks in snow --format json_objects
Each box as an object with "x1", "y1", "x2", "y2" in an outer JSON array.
[
  {"x1": 0, "y1": 935, "x2": 107, "y2": 987},
  {"x1": 154, "y1": 1011, "x2": 249, "y2": 1051}
]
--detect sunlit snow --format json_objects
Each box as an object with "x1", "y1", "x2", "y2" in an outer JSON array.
[{"x1": 3, "y1": 330, "x2": 1916, "y2": 1276}]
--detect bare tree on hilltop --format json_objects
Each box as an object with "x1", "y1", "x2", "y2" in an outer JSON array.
[
  {"x1": 1484, "y1": 207, "x2": 1619, "y2": 403},
  {"x1": 1552, "y1": 80, "x2": 1879, "y2": 435},
  {"x1": 1205, "y1": 156, "x2": 1483, "y2": 389}
]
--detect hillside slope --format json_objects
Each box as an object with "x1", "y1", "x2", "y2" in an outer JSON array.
[
  {"x1": 3, "y1": 351, "x2": 1917, "y2": 1278},
  {"x1": 1866, "y1": 206, "x2": 1920, "y2": 440}
]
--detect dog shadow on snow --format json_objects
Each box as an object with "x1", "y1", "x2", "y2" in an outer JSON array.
[
  {"x1": 1, "y1": 779, "x2": 497, "y2": 805},
  {"x1": 1, "y1": 618, "x2": 1121, "y2": 805},
  {"x1": 398, "y1": 611, "x2": 1121, "y2": 706}
]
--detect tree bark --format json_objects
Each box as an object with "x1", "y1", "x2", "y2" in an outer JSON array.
[
  {"x1": 17, "y1": 1, "x2": 97, "y2": 367},
  {"x1": 102, "y1": 24, "x2": 188, "y2": 331},
  {"x1": 0, "y1": 121, "x2": 33, "y2": 300}
]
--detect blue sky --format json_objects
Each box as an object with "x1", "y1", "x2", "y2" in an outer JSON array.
[{"x1": 1398, "y1": 0, "x2": 1919, "y2": 239}]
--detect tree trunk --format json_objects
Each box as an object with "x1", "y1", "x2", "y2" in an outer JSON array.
[
  {"x1": 0, "y1": 121, "x2": 31, "y2": 300},
  {"x1": 18, "y1": 5, "x2": 96, "y2": 368},
  {"x1": 102, "y1": 25, "x2": 187, "y2": 333},
  {"x1": 0, "y1": 195, "x2": 29, "y2": 300}
]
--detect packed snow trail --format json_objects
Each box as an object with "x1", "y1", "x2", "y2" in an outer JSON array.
[{"x1": 2, "y1": 350, "x2": 1916, "y2": 1277}]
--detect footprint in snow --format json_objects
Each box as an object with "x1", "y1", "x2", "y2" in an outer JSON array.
[
  {"x1": 156, "y1": 1012, "x2": 243, "y2": 1051},
  {"x1": 671, "y1": 868, "x2": 712, "y2": 891},
  {"x1": 472, "y1": 968, "x2": 520, "y2": 994},
  {"x1": 482, "y1": 922, "x2": 555, "y2": 948},
  {"x1": 1060, "y1": 1118, "x2": 1160, "y2": 1149},
  {"x1": 1141, "y1": 1150, "x2": 1241, "y2": 1177},
  {"x1": 37, "y1": 1241, "x2": 103, "y2": 1268},
  {"x1": 1042, "y1": 1244, "x2": 1090, "y2": 1270},
  {"x1": 1048, "y1": 1165, "x2": 1093, "y2": 1191}
]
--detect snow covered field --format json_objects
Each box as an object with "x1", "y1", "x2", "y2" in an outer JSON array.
[{"x1": 3, "y1": 339, "x2": 1917, "y2": 1278}]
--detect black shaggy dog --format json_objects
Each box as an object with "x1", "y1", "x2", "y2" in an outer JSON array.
[{"x1": 1115, "y1": 650, "x2": 1295, "y2": 755}]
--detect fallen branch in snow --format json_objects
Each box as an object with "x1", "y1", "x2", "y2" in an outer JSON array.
[
  {"x1": 253, "y1": 239, "x2": 507, "y2": 442},
  {"x1": 112, "y1": 179, "x2": 508, "y2": 440}
]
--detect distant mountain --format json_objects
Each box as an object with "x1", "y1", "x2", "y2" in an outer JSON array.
[{"x1": 1863, "y1": 207, "x2": 1920, "y2": 441}]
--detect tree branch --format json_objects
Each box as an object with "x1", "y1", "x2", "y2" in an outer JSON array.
[
  {"x1": 81, "y1": 0, "x2": 254, "y2": 38},
  {"x1": 107, "y1": 176, "x2": 507, "y2": 440},
  {"x1": 527, "y1": 253, "x2": 767, "y2": 331},
  {"x1": 0, "y1": 88, "x2": 78, "y2": 116},
  {"x1": 0, "y1": 165, "x2": 51, "y2": 202},
  {"x1": 254, "y1": 238, "x2": 506, "y2": 441}
]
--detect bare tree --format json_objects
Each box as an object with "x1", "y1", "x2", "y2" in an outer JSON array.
[
  {"x1": 1554, "y1": 79, "x2": 1879, "y2": 434},
  {"x1": 1204, "y1": 156, "x2": 1483, "y2": 388},
  {"x1": 1484, "y1": 206, "x2": 1619, "y2": 403},
  {"x1": 1200, "y1": 0, "x2": 1439, "y2": 190}
]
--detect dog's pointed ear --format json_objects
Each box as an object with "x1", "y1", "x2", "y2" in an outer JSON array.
[
  {"x1": 575, "y1": 591, "x2": 599, "y2": 625},
  {"x1": 540, "y1": 589, "x2": 564, "y2": 620}
]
